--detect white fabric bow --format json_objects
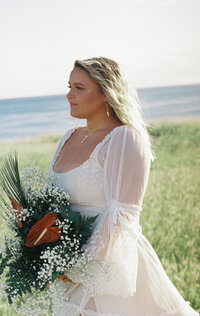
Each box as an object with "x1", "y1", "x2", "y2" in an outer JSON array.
[{"x1": 108, "y1": 198, "x2": 142, "y2": 225}]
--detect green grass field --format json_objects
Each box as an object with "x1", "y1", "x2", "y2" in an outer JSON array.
[{"x1": 0, "y1": 120, "x2": 199, "y2": 315}]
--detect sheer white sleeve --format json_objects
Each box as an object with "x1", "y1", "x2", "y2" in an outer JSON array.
[{"x1": 84, "y1": 126, "x2": 151, "y2": 297}]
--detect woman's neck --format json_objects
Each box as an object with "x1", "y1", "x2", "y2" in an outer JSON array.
[{"x1": 86, "y1": 116, "x2": 122, "y2": 133}]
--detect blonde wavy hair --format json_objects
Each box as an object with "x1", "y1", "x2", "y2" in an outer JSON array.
[{"x1": 74, "y1": 57, "x2": 155, "y2": 161}]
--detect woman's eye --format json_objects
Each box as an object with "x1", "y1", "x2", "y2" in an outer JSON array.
[{"x1": 67, "y1": 85, "x2": 82, "y2": 90}]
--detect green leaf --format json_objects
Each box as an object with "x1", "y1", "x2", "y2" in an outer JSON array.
[
  {"x1": 67, "y1": 210, "x2": 81, "y2": 222},
  {"x1": 51, "y1": 271, "x2": 60, "y2": 282},
  {"x1": 58, "y1": 205, "x2": 69, "y2": 220},
  {"x1": 0, "y1": 151, "x2": 26, "y2": 209},
  {"x1": 8, "y1": 295, "x2": 13, "y2": 305}
]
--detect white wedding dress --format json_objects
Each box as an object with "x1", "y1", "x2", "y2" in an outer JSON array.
[{"x1": 48, "y1": 125, "x2": 198, "y2": 316}]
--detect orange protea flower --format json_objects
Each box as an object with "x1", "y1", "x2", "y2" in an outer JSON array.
[
  {"x1": 25, "y1": 212, "x2": 61, "y2": 247},
  {"x1": 11, "y1": 197, "x2": 23, "y2": 228}
]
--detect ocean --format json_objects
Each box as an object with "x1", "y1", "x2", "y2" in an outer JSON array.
[{"x1": 0, "y1": 84, "x2": 199, "y2": 141}]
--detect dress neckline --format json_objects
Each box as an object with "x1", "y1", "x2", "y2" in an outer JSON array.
[{"x1": 52, "y1": 124, "x2": 128, "y2": 175}]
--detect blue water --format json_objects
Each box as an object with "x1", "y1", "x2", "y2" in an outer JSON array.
[
  {"x1": 139, "y1": 84, "x2": 200, "y2": 119},
  {"x1": 0, "y1": 84, "x2": 199, "y2": 141}
]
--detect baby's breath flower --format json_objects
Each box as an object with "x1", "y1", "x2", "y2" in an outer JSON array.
[{"x1": 0, "y1": 164, "x2": 115, "y2": 315}]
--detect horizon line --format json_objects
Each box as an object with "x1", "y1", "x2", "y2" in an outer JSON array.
[{"x1": 0, "y1": 82, "x2": 199, "y2": 101}]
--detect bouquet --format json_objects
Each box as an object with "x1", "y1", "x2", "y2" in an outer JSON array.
[{"x1": 0, "y1": 152, "x2": 106, "y2": 314}]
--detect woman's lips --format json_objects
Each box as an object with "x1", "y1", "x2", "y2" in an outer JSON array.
[{"x1": 70, "y1": 102, "x2": 77, "y2": 107}]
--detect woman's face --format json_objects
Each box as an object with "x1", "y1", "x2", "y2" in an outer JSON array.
[{"x1": 66, "y1": 67, "x2": 106, "y2": 119}]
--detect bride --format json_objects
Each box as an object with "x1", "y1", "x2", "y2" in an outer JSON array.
[{"x1": 48, "y1": 57, "x2": 198, "y2": 316}]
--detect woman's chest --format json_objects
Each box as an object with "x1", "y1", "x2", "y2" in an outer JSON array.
[
  {"x1": 50, "y1": 155, "x2": 106, "y2": 206},
  {"x1": 54, "y1": 131, "x2": 108, "y2": 173}
]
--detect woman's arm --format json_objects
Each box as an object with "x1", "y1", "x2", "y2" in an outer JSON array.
[{"x1": 82, "y1": 126, "x2": 151, "y2": 296}]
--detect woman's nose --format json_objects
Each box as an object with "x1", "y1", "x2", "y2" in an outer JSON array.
[{"x1": 66, "y1": 90, "x2": 73, "y2": 100}]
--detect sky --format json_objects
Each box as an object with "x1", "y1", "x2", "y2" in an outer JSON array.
[{"x1": 0, "y1": 0, "x2": 199, "y2": 99}]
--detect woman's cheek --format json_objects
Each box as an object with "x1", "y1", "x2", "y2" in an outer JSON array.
[{"x1": 77, "y1": 90, "x2": 89, "y2": 102}]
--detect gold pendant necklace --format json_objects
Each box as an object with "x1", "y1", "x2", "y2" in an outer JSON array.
[
  {"x1": 80, "y1": 131, "x2": 93, "y2": 144},
  {"x1": 80, "y1": 125, "x2": 111, "y2": 144}
]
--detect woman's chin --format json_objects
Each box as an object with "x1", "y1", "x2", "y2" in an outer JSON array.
[{"x1": 70, "y1": 111, "x2": 86, "y2": 119}]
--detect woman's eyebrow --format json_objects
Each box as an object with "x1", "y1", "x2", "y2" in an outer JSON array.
[{"x1": 68, "y1": 82, "x2": 86, "y2": 86}]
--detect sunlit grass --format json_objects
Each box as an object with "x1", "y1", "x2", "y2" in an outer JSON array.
[{"x1": 0, "y1": 121, "x2": 199, "y2": 314}]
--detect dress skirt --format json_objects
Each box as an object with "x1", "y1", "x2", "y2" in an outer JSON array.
[{"x1": 52, "y1": 231, "x2": 198, "y2": 316}]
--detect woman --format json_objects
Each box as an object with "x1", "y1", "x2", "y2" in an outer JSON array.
[{"x1": 48, "y1": 57, "x2": 198, "y2": 316}]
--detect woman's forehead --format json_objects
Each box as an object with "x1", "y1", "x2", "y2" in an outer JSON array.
[{"x1": 69, "y1": 67, "x2": 93, "y2": 85}]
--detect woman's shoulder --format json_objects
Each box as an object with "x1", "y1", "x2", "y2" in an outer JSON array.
[
  {"x1": 111, "y1": 124, "x2": 141, "y2": 142},
  {"x1": 110, "y1": 124, "x2": 150, "y2": 158},
  {"x1": 98, "y1": 124, "x2": 141, "y2": 150},
  {"x1": 65, "y1": 125, "x2": 82, "y2": 135},
  {"x1": 60, "y1": 125, "x2": 81, "y2": 143}
]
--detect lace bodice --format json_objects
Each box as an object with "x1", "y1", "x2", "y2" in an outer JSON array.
[{"x1": 50, "y1": 137, "x2": 106, "y2": 207}]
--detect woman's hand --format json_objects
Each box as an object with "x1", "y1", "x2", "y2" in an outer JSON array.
[{"x1": 57, "y1": 274, "x2": 76, "y2": 284}]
